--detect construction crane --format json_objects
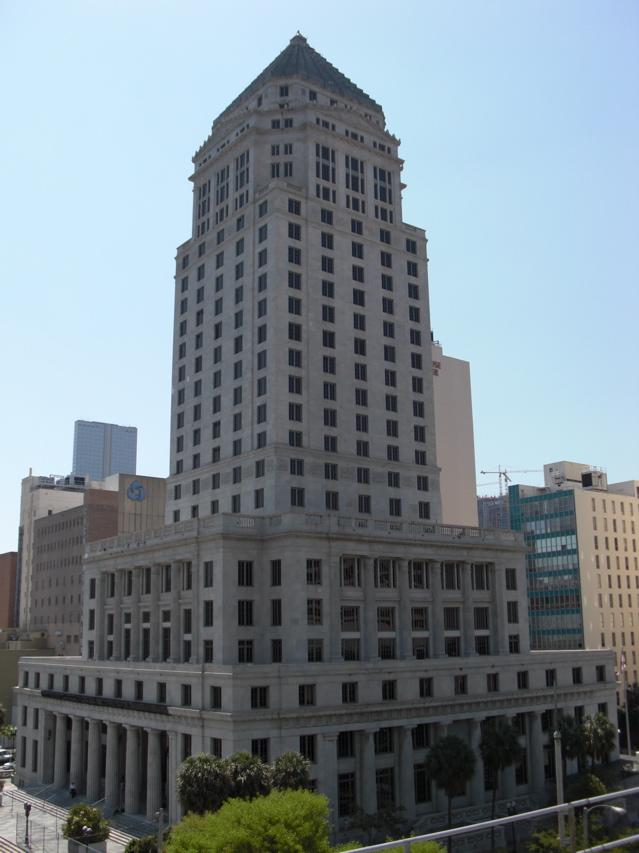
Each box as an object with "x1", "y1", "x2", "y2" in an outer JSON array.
[{"x1": 479, "y1": 466, "x2": 542, "y2": 496}]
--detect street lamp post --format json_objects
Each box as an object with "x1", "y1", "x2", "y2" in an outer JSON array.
[
  {"x1": 156, "y1": 807, "x2": 165, "y2": 851},
  {"x1": 23, "y1": 802, "x2": 31, "y2": 848},
  {"x1": 553, "y1": 730, "x2": 565, "y2": 842},
  {"x1": 506, "y1": 800, "x2": 517, "y2": 853},
  {"x1": 583, "y1": 803, "x2": 626, "y2": 847}
]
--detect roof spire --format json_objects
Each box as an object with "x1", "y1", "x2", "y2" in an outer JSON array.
[{"x1": 291, "y1": 32, "x2": 307, "y2": 44}]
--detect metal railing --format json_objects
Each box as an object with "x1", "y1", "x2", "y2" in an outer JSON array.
[{"x1": 339, "y1": 785, "x2": 639, "y2": 853}]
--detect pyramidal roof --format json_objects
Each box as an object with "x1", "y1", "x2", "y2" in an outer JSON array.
[{"x1": 216, "y1": 34, "x2": 383, "y2": 123}]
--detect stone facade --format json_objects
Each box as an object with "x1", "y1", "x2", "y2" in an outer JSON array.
[{"x1": 14, "y1": 37, "x2": 618, "y2": 832}]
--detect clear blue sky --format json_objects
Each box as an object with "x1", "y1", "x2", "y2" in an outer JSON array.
[{"x1": 1, "y1": 0, "x2": 637, "y2": 551}]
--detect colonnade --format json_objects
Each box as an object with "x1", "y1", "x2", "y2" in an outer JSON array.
[
  {"x1": 24, "y1": 707, "x2": 549, "y2": 824},
  {"x1": 35, "y1": 711, "x2": 172, "y2": 820}
]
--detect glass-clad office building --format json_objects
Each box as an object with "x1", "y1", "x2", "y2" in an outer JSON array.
[
  {"x1": 72, "y1": 420, "x2": 137, "y2": 481},
  {"x1": 509, "y1": 484, "x2": 584, "y2": 650}
]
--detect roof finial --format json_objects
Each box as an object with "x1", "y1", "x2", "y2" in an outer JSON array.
[{"x1": 291, "y1": 31, "x2": 307, "y2": 44}]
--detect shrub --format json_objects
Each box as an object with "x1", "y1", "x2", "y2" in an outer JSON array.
[
  {"x1": 167, "y1": 789, "x2": 331, "y2": 853},
  {"x1": 62, "y1": 803, "x2": 109, "y2": 842},
  {"x1": 124, "y1": 836, "x2": 158, "y2": 853}
]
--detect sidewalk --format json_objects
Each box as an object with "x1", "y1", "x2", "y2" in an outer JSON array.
[{"x1": 0, "y1": 784, "x2": 131, "y2": 852}]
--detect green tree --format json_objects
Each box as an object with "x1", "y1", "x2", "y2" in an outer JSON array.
[
  {"x1": 166, "y1": 788, "x2": 331, "y2": 853},
  {"x1": 479, "y1": 717, "x2": 523, "y2": 853},
  {"x1": 226, "y1": 751, "x2": 272, "y2": 799},
  {"x1": 272, "y1": 751, "x2": 312, "y2": 791},
  {"x1": 424, "y1": 734, "x2": 476, "y2": 853},
  {"x1": 583, "y1": 713, "x2": 617, "y2": 767},
  {"x1": 176, "y1": 754, "x2": 230, "y2": 815}
]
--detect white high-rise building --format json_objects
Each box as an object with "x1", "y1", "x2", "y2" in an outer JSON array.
[{"x1": 15, "y1": 36, "x2": 616, "y2": 833}]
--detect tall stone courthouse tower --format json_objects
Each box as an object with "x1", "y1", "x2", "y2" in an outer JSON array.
[
  {"x1": 168, "y1": 33, "x2": 440, "y2": 525},
  {"x1": 14, "y1": 36, "x2": 616, "y2": 832}
]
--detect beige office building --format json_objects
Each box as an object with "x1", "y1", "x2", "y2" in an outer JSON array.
[{"x1": 431, "y1": 340, "x2": 478, "y2": 527}]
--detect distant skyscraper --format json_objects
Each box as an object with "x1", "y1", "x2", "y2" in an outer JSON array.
[{"x1": 72, "y1": 420, "x2": 137, "y2": 480}]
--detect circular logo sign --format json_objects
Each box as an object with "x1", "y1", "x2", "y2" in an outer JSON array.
[{"x1": 127, "y1": 480, "x2": 146, "y2": 502}]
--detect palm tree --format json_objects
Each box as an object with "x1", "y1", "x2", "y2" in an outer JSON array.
[
  {"x1": 583, "y1": 713, "x2": 617, "y2": 767},
  {"x1": 558, "y1": 714, "x2": 587, "y2": 778},
  {"x1": 176, "y1": 753, "x2": 230, "y2": 814},
  {"x1": 271, "y1": 751, "x2": 312, "y2": 791},
  {"x1": 479, "y1": 718, "x2": 523, "y2": 853},
  {"x1": 424, "y1": 734, "x2": 476, "y2": 853},
  {"x1": 226, "y1": 751, "x2": 272, "y2": 799}
]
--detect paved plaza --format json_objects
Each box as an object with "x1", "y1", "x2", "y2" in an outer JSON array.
[{"x1": 0, "y1": 783, "x2": 132, "y2": 852}]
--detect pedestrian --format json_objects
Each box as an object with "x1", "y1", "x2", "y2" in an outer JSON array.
[{"x1": 69, "y1": 782, "x2": 77, "y2": 798}]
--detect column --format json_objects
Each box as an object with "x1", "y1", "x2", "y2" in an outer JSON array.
[
  {"x1": 168, "y1": 731, "x2": 179, "y2": 824},
  {"x1": 149, "y1": 565, "x2": 161, "y2": 661},
  {"x1": 319, "y1": 734, "x2": 339, "y2": 827},
  {"x1": 113, "y1": 570, "x2": 123, "y2": 659},
  {"x1": 431, "y1": 562, "x2": 444, "y2": 657},
  {"x1": 469, "y1": 718, "x2": 484, "y2": 805},
  {"x1": 362, "y1": 559, "x2": 378, "y2": 661},
  {"x1": 502, "y1": 718, "x2": 517, "y2": 797},
  {"x1": 125, "y1": 726, "x2": 140, "y2": 814},
  {"x1": 493, "y1": 565, "x2": 509, "y2": 655},
  {"x1": 398, "y1": 559, "x2": 413, "y2": 660},
  {"x1": 53, "y1": 713, "x2": 67, "y2": 787},
  {"x1": 130, "y1": 568, "x2": 141, "y2": 661},
  {"x1": 433, "y1": 723, "x2": 448, "y2": 811},
  {"x1": 86, "y1": 719, "x2": 102, "y2": 802},
  {"x1": 461, "y1": 562, "x2": 475, "y2": 656},
  {"x1": 69, "y1": 716, "x2": 84, "y2": 791},
  {"x1": 528, "y1": 711, "x2": 545, "y2": 793},
  {"x1": 146, "y1": 729, "x2": 162, "y2": 820},
  {"x1": 399, "y1": 726, "x2": 416, "y2": 821},
  {"x1": 105, "y1": 722, "x2": 120, "y2": 814},
  {"x1": 359, "y1": 729, "x2": 377, "y2": 814},
  {"x1": 40, "y1": 711, "x2": 55, "y2": 784},
  {"x1": 169, "y1": 562, "x2": 181, "y2": 662}
]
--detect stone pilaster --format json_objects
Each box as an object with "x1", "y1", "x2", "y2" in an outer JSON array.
[
  {"x1": 431, "y1": 562, "x2": 444, "y2": 657},
  {"x1": 398, "y1": 559, "x2": 413, "y2": 659},
  {"x1": 362, "y1": 558, "x2": 378, "y2": 661},
  {"x1": 130, "y1": 567, "x2": 141, "y2": 660},
  {"x1": 149, "y1": 564, "x2": 161, "y2": 661},
  {"x1": 69, "y1": 715, "x2": 84, "y2": 791},
  {"x1": 461, "y1": 561, "x2": 475, "y2": 656},
  {"x1": 169, "y1": 562, "x2": 181, "y2": 662}
]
